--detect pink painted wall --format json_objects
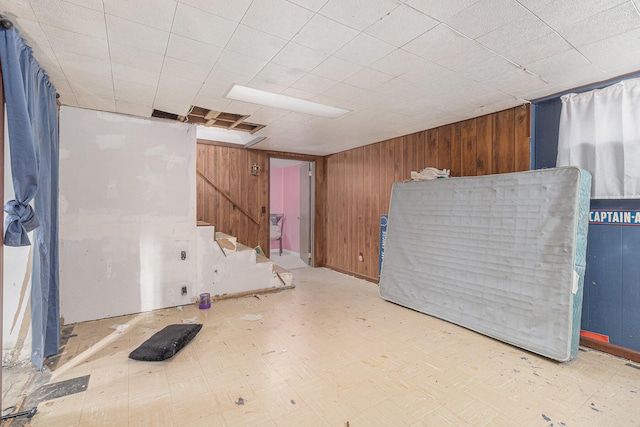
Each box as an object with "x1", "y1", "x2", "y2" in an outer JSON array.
[{"x1": 269, "y1": 164, "x2": 301, "y2": 253}]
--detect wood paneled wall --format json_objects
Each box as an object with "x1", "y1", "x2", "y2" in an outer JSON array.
[
  {"x1": 196, "y1": 142, "x2": 326, "y2": 264},
  {"x1": 324, "y1": 105, "x2": 531, "y2": 282}
]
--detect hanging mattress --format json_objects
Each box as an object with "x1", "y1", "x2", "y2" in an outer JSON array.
[{"x1": 379, "y1": 167, "x2": 591, "y2": 361}]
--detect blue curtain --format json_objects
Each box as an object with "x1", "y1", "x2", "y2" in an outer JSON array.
[{"x1": 1, "y1": 25, "x2": 59, "y2": 368}]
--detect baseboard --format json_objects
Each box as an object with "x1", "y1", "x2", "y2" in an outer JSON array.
[
  {"x1": 580, "y1": 336, "x2": 640, "y2": 363},
  {"x1": 323, "y1": 264, "x2": 379, "y2": 284}
]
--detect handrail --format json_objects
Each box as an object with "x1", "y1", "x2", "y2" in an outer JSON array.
[{"x1": 196, "y1": 168, "x2": 260, "y2": 225}]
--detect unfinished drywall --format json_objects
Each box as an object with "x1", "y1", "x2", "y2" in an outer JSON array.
[
  {"x1": 3, "y1": 124, "x2": 33, "y2": 364},
  {"x1": 59, "y1": 107, "x2": 197, "y2": 324}
]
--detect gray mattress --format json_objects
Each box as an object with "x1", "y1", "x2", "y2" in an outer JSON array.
[{"x1": 379, "y1": 167, "x2": 591, "y2": 361}]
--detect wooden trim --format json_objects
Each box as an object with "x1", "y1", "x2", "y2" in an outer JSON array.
[
  {"x1": 196, "y1": 168, "x2": 260, "y2": 225},
  {"x1": 580, "y1": 336, "x2": 640, "y2": 363},
  {"x1": 210, "y1": 285, "x2": 295, "y2": 301},
  {"x1": 196, "y1": 138, "x2": 247, "y2": 149},
  {"x1": 324, "y1": 263, "x2": 379, "y2": 284}
]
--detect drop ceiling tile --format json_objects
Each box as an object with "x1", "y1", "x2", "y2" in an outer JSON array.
[
  {"x1": 446, "y1": 0, "x2": 529, "y2": 39},
  {"x1": 475, "y1": 13, "x2": 551, "y2": 54},
  {"x1": 241, "y1": 0, "x2": 314, "y2": 40},
  {"x1": 535, "y1": 0, "x2": 628, "y2": 29},
  {"x1": 272, "y1": 112, "x2": 314, "y2": 127},
  {"x1": 343, "y1": 68, "x2": 394, "y2": 90},
  {"x1": 31, "y1": 0, "x2": 106, "y2": 39},
  {"x1": 245, "y1": 107, "x2": 290, "y2": 124},
  {"x1": 57, "y1": 51, "x2": 112, "y2": 77},
  {"x1": 288, "y1": 0, "x2": 328, "y2": 12},
  {"x1": 205, "y1": 67, "x2": 251, "y2": 87},
  {"x1": 403, "y1": 24, "x2": 494, "y2": 70},
  {"x1": 254, "y1": 62, "x2": 306, "y2": 87},
  {"x1": 246, "y1": 78, "x2": 289, "y2": 93},
  {"x1": 191, "y1": 93, "x2": 232, "y2": 113},
  {"x1": 116, "y1": 101, "x2": 153, "y2": 117},
  {"x1": 114, "y1": 79, "x2": 157, "y2": 105},
  {"x1": 458, "y1": 54, "x2": 519, "y2": 82},
  {"x1": 70, "y1": 80, "x2": 114, "y2": 100},
  {"x1": 178, "y1": 0, "x2": 253, "y2": 22},
  {"x1": 396, "y1": 60, "x2": 451, "y2": 84},
  {"x1": 515, "y1": 0, "x2": 555, "y2": 10},
  {"x1": 272, "y1": 43, "x2": 329, "y2": 73},
  {"x1": 225, "y1": 100, "x2": 263, "y2": 115},
  {"x1": 310, "y1": 56, "x2": 363, "y2": 81},
  {"x1": 370, "y1": 49, "x2": 439, "y2": 77},
  {"x1": 291, "y1": 73, "x2": 338, "y2": 93},
  {"x1": 152, "y1": 99, "x2": 191, "y2": 116},
  {"x1": 485, "y1": 68, "x2": 551, "y2": 97},
  {"x1": 320, "y1": 83, "x2": 367, "y2": 102},
  {"x1": 578, "y1": 27, "x2": 640, "y2": 74},
  {"x1": 64, "y1": 0, "x2": 103, "y2": 11},
  {"x1": 365, "y1": 4, "x2": 438, "y2": 47},
  {"x1": 404, "y1": 0, "x2": 482, "y2": 21},
  {"x1": 334, "y1": 33, "x2": 396, "y2": 67},
  {"x1": 1, "y1": 0, "x2": 39, "y2": 22},
  {"x1": 104, "y1": 0, "x2": 176, "y2": 31},
  {"x1": 172, "y1": 2, "x2": 237, "y2": 47},
  {"x1": 165, "y1": 34, "x2": 223, "y2": 68},
  {"x1": 526, "y1": 50, "x2": 611, "y2": 86},
  {"x1": 110, "y1": 42, "x2": 164, "y2": 72},
  {"x1": 106, "y1": 15, "x2": 170, "y2": 54},
  {"x1": 155, "y1": 75, "x2": 201, "y2": 106},
  {"x1": 555, "y1": 2, "x2": 640, "y2": 48},
  {"x1": 225, "y1": 25, "x2": 288, "y2": 61},
  {"x1": 503, "y1": 32, "x2": 573, "y2": 65},
  {"x1": 76, "y1": 96, "x2": 116, "y2": 112},
  {"x1": 40, "y1": 24, "x2": 109, "y2": 60},
  {"x1": 215, "y1": 50, "x2": 268, "y2": 77},
  {"x1": 161, "y1": 57, "x2": 211, "y2": 83},
  {"x1": 292, "y1": 15, "x2": 359, "y2": 54},
  {"x1": 319, "y1": 0, "x2": 399, "y2": 31},
  {"x1": 112, "y1": 63, "x2": 161, "y2": 86}
]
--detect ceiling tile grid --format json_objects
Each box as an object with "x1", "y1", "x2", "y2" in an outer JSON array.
[{"x1": 2, "y1": 0, "x2": 640, "y2": 154}]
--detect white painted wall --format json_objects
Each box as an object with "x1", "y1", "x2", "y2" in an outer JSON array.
[
  {"x1": 59, "y1": 107, "x2": 197, "y2": 324},
  {"x1": 3, "y1": 120, "x2": 33, "y2": 364}
]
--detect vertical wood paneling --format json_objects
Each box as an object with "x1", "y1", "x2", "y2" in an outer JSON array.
[
  {"x1": 492, "y1": 109, "x2": 515, "y2": 174},
  {"x1": 438, "y1": 124, "x2": 452, "y2": 173},
  {"x1": 461, "y1": 119, "x2": 477, "y2": 176},
  {"x1": 476, "y1": 115, "x2": 492, "y2": 175},
  {"x1": 514, "y1": 104, "x2": 531, "y2": 172},
  {"x1": 325, "y1": 105, "x2": 531, "y2": 282}
]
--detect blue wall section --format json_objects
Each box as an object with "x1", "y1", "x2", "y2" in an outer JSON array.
[{"x1": 533, "y1": 81, "x2": 640, "y2": 352}]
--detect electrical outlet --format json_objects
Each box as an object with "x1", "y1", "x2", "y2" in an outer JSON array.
[
  {"x1": 181, "y1": 251, "x2": 187, "y2": 260},
  {"x1": 181, "y1": 286, "x2": 187, "y2": 295}
]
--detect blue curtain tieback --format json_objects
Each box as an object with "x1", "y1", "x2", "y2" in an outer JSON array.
[{"x1": 4, "y1": 199, "x2": 40, "y2": 246}]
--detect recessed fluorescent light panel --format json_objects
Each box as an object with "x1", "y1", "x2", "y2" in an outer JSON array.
[{"x1": 225, "y1": 84, "x2": 350, "y2": 119}]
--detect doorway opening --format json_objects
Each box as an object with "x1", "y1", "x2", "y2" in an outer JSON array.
[{"x1": 269, "y1": 158, "x2": 315, "y2": 269}]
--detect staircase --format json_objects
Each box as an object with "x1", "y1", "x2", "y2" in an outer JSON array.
[{"x1": 196, "y1": 224, "x2": 293, "y2": 300}]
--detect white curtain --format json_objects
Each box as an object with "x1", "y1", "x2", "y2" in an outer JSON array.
[{"x1": 557, "y1": 77, "x2": 640, "y2": 199}]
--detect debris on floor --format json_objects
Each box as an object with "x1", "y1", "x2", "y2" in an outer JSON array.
[
  {"x1": 235, "y1": 397, "x2": 245, "y2": 406},
  {"x1": 176, "y1": 306, "x2": 183, "y2": 311},
  {"x1": 181, "y1": 317, "x2": 198, "y2": 324},
  {"x1": 110, "y1": 324, "x2": 130, "y2": 332},
  {"x1": 241, "y1": 314, "x2": 262, "y2": 321},
  {"x1": 290, "y1": 399, "x2": 296, "y2": 405}
]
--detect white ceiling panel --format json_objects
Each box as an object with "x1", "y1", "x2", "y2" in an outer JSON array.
[
  {"x1": 365, "y1": 4, "x2": 438, "y2": 47},
  {"x1": 161, "y1": 57, "x2": 212, "y2": 83},
  {"x1": 535, "y1": 0, "x2": 628, "y2": 29},
  {"x1": 40, "y1": 24, "x2": 109, "y2": 60},
  {"x1": 319, "y1": 0, "x2": 399, "y2": 31},
  {"x1": 272, "y1": 43, "x2": 329, "y2": 73},
  {"x1": 334, "y1": 33, "x2": 396, "y2": 67},
  {"x1": 225, "y1": 25, "x2": 287, "y2": 61},
  {"x1": 404, "y1": 0, "x2": 482, "y2": 21},
  {"x1": 554, "y1": 2, "x2": 640, "y2": 48},
  {"x1": 475, "y1": 13, "x2": 550, "y2": 54},
  {"x1": 30, "y1": 0, "x2": 106, "y2": 39},
  {"x1": 178, "y1": 0, "x2": 252, "y2": 22},
  {"x1": 110, "y1": 42, "x2": 164, "y2": 73},
  {"x1": 166, "y1": 34, "x2": 223, "y2": 68},
  {"x1": 343, "y1": 68, "x2": 394, "y2": 90},
  {"x1": 5, "y1": 0, "x2": 640, "y2": 156},
  {"x1": 445, "y1": 0, "x2": 529, "y2": 39},
  {"x1": 292, "y1": 14, "x2": 359, "y2": 54},
  {"x1": 172, "y1": 2, "x2": 237, "y2": 46},
  {"x1": 310, "y1": 56, "x2": 363, "y2": 81},
  {"x1": 106, "y1": 15, "x2": 170, "y2": 55},
  {"x1": 241, "y1": 0, "x2": 314, "y2": 40},
  {"x1": 104, "y1": 0, "x2": 176, "y2": 31}
]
